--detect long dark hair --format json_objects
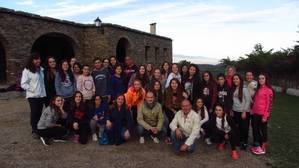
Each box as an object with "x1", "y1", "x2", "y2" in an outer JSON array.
[
  {"x1": 214, "y1": 104, "x2": 226, "y2": 130},
  {"x1": 44, "y1": 56, "x2": 56, "y2": 81},
  {"x1": 150, "y1": 80, "x2": 163, "y2": 102},
  {"x1": 187, "y1": 64, "x2": 200, "y2": 79},
  {"x1": 49, "y1": 95, "x2": 63, "y2": 117},
  {"x1": 232, "y1": 74, "x2": 244, "y2": 102},
  {"x1": 112, "y1": 94, "x2": 127, "y2": 111},
  {"x1": 70, "y1": 91, "x2": 86, "y2": 112},
  {"x1": 25, "y1": 52, "x2": 41, "y2": 73},
  {"x1": 202, "y1": 71, "x2": 215, "y2": 85},
  {"x1": 58, "y1": 59, "x2": 74, "y2": 82},
  {"x1": 135, "y1": 65, "x2": 149, "y2": 86},
  {"x1": 216, "y1": 73, "x2": 228, "y2": 87},
  {"x1": 161, "y1": 61, "x2": 171, "y2": 76},
  {"x1": 194, "y1": 97, "x2": 206, "y2": 119}
]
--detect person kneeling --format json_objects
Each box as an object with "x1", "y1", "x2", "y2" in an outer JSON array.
[
  {"x1": 170, "y1": 99, "x2": 200, "y2": 154},
  {"x1": 137, "y1": 91, "x2": 164, "y2": 144}
]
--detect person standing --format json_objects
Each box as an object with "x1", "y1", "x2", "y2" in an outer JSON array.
[
  {"x1": 21, "y1": 53, "x2": 46, "y2": 139},
  {"x1": 44, "y1": 56, "x2": 57, "y2": 107}
]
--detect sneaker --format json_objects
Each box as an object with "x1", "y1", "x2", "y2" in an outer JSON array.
[
  {"x1": 164, "y1": 137, "x2": 172, "y2": 145},
  {"x1": 251, "y1": 146, "x2": 265, "y2": 155},
  {"x1": 72, "y1": 134, "x2": 80, "y2": 143},
  {"x1": 205, "y1": 138, "x2": 212, "y2": 145},
  {"x1": 40, "y1": 137, "x2": 50, "y2": 146},
  {"x1": 218, "y1": 143, "x2": 225, "y2": 151},
  {"x1": 150, "y1": 135, "x2": 160, "y2": 144},
  {"x1": 53, "y1": 137, "x2": 67, "y2": 143},
  {"x1": 92, "y1": 133, "x2": 98, "y2": 142},
  {"x1": 231, "y1": 150, "x2": 239, "y2": 160},
  {"x1": 262, "y1": 143, "x2": 267, "y2": 153},
  {"x1": 32, "y1": 132, "x2": 40, "y2": 140},
  {"x1": 139, "y1": 137, "x2": 145, "y2": 144}
]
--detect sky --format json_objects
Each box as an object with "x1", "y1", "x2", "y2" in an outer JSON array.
[{"x1": 0, "y1": 0, "x2": 298, "y2": 64}]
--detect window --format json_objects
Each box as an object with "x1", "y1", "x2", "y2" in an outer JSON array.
[{"x1": 145, "y1": 46, "x2": 150, "y2": 62}]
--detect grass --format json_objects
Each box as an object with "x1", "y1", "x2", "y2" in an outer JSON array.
[{"x1": 268, "y1": 93, "x2": 299, "y2": 168}]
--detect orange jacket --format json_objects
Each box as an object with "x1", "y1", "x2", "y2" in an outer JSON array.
[{"x1": 125, "y1": 87, "x2": 146, "y2": 108}]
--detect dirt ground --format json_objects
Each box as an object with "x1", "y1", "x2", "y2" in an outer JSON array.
[{"x1": 0, "y1": 93, "x2": 271, "y2": 168}]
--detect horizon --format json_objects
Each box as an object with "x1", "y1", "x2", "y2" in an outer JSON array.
[{"x1": 0, "y1": 0, "x2": 298, "y2": 64}]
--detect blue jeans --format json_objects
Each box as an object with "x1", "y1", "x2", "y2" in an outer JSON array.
[{"x1": 171, "y1": 131, "x2": 196, "y2": 153}]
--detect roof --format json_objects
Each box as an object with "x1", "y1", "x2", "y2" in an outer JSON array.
[{"x1": 0, "y1": 7, "x2": 172, "y2": 41}]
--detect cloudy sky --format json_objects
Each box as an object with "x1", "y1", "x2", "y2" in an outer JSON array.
[{"x1": 1, "y1": 0, "x2": 298, "y2": 64}]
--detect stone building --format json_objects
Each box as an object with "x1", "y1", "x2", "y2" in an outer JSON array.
[{"x1": 0, "y1": 7, "x2": 172, "y2": 84}]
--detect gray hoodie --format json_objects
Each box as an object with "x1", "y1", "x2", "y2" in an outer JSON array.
[
  {"x1": 37, "y1": 106, "x2": 67, "y2": 129},
  {"x1": 92, "y1": 67, "x2": 112, "y2": 96},
  {"x1": 55, "y1": 72, "x2": 76, "y2": 98},
  {"x1": 232, "y1": 87, "x2": 251, "y2": 112}
]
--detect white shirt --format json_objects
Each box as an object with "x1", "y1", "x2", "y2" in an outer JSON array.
[
  {"x1": 165, "y1": 72, "x2": 181, "y2": 88},
  {"x1": 216, "y1": 116, "x2": 231, "y2": 133},
  {"x1": 198, "y1": 106, "x2": 209, "y2": 127},
  {"x1": 170, "y1": 109, "x2": 200, "y2": 146},
  {"x1": 21, "y1": 68, "x2": 46, "y2": 98}
]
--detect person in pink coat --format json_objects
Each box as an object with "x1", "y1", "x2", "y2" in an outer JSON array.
[{"x1": 250, "y1": 73, "x2": 274, "y2": 155}]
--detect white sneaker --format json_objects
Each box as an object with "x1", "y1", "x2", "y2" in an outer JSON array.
[
  {"x1": 139, "y1": 137, "x2": 145, "y2": 144},
  {"x1": 151, "y1": 135, "x2": 160, "y2": 144},
  {"x1": 205, "y1": 138, "x2": 212, "y2": 145},
  {"x1": 92, "y1": 133, "x2": 98, "y2": 141}
]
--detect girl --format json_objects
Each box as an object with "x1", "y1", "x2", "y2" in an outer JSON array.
[
  {"x1": 37, "y1": 96, "x2": 68, "y2": 146},
  {"x1": 165, "y1": 63, "x2": 181, "y2": 88},
  {"x1": 106, "y1": 94, "x2": 133, "y2": 145},
  {"x1": 251, "y1": 73, "x2": 274, "y2": 155},
  {"x1": 44, "y1": 56, "x2": 57, "y2": 107},
  {"x1": 210, "y1": 104, "x2": 239, "y2": 160},
  {"x1": 89, "y1": 95, "x2": 108, "y2": 141},
  {"x1": 216, "y1": 73, "x2": 233, "y2": 115},
  {"x1": 21, "y1": 53, "x2": 46, "y2": 138},
  {"x1": 184, "y1": 64, "x2": 201, "y2": 102},
  {"x1": 109, "y1": 56, "x2": 119, "y2": 74},
  {"x1": 180, "y1": 64, "x2": 189, "y2": 85},
  {"x1": 146, "y1": 63, "x2": 154, "y2": 80},
  {"x1": 194, "y1": 98, "x2": 210, "y2": 145},
  {"x1": 69, "y1": 57, "x2": 77, "y2": 72},
  {"x1": 164, "y1": 78, "x2": 187, "y2": 144},
  {"x1": 55, "y1": 59, "x2": 76, "y2": 109},
  {"x1": 161, "y1": 61, "x2": 171, "y2": 82},
  {"x1": 72, "y1": 62, "x2": 82, "y2": 82},
  {"x1": 125, "y1": 79, "x2": 146, "y2": 124},
  {"x1": 232, "y1": 74, "x2": 251, "y2": 150},
  {"x1": 111, "y1": 64, "x2": 126, "y2": 101},
  {"x1": 76, "y1": 65, "x2": 95, "y2": 102},
  {"x1": 201, "y1": 71, "x2": 217, "y2": 113},
  {"x1": 128, "y1": 65, "x2": 150, "y2": 88},
  {"x1": 225, "y1": 66, "x2": 236, "y2": 88},
  {"x1": 69, "y1": 91, "x2": 90, "y2": 144},
  {"x1": 151, "y1": 80, "x2": 164, "y2": 103},
  {"x1": 103, "y1": 58, "x2": 110, "y2": 69},
  {"x1": 151, "y1": 68, "x2": 166, "y2": 91}
]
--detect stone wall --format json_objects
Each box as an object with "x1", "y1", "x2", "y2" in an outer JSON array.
[{"x1": 0, "y1": 7, "x2": 172, "y2": 84}]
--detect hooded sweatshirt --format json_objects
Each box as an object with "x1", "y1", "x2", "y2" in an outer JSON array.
[
  {"x1": 92, "y1": 67, "x2": 112, "y2": 97},
  {"x1": 252, "y1": 85, "x2": 273, "y2": 119}
]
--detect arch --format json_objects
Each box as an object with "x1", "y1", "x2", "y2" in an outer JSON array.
[
  {"x1": 31, "y1": 32, "x2": 76, "y2": 64},
  {"x1": 116, "y1": 37, "x2": 131, "y2": 63},
  {"x1": 0, "y1": 38, "x2": 6, "y2": 83}
]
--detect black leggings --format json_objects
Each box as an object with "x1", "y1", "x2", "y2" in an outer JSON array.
[
  {"x1": 252, "y1": 114, "x2": 268, "y2": 147},
  {"x1": 211, "y1": 128, "x2": 238, "y2": 150},
  {"x1": 37, "y1": 126, "x2": 67, "y2": 139},
  {"x1": 28, "y1": 97, "x2": 45, "y2": 133},
  {"x1": 233, "y1": 111, "x2": 250, "y2": 144},
  {"x1": 73, "y1": 123, "x2": 90, "y2": 144}
]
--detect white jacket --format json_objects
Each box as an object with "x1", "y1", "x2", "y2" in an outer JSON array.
[{"x1": 21, "y1": 68, "x2": 46, "y2": 98}]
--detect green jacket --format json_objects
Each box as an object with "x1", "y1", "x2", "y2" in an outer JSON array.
[{"x1": 137, "y1": 102, "x2": 164, "y2": 131}]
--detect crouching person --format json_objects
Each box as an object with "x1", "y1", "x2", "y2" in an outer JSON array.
[
  {"x1": 37, "y1": 96, "x2": 68, "y2": 146},
  {"x1": 137, "y1": 91, "x2": 164, "y2": 144},
  {"x1": 170, "y1": 99, "x2": 200, "y2": 154}
]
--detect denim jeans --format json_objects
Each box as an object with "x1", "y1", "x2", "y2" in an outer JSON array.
[{"x1": 171, "y1": 131, "x2": 196, "y2": 153}]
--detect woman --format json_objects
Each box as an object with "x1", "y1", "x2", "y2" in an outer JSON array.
[
  {"x1": 225, "y1": 66, "x2": 236, "y2": 88},
  {"x1": 161, "y1": 61, "x2": 171, "y2": 80},
  {"x1": 164, "y1": 78, "x2": 187, "y2": 144},
  {"x1": 216, "y1": 73, "x2": 233, "y2": 115},
  {"x1": 201, "y1": 71, "x2": 217, "y2": 113},
  {"x1": 76, "y1": 64, "x2": 95, "y2": 102},
  {"x1": 106, "y1": 94, "x2": 133, "y2": 145},
  {"x1": 128, "y1": 65, "x2": 150, "y2": 88},
  {"x1": 55, "y1": 59, "x2": 76, "y2": 110},
  {"x1": 21, "y1": 53, "x2": 46, "y2": 139},
  {"x1": 180, "y1": 64, "x2": 189, "y2": 85},
  {"x1": 232, "y1": 74, "x2": 251, "y2": 150},
  {"x1": 146, "y1": 63, "x2": 154, "y2": 80},
  {"x1": 109, "y1": 56, "x2": 119, "y2": 74},
  {"x1": 111, "y1": 64, "x2": 126, "y2": 101},
  {"x1": 150, "y1": 80, "x2": 164, "y2": 103},
  {"x1": 73, "y1": 62, "x2": 82, "y2": 82},
  {"x1": 37, "y1": 96, "x2": 68, "y2": 146},
  {"x1": 165, "y1": 63, "x2": 181, "y2": 88},
  {"x1": 69, "y1": 91, "x2": 90, "y2": 144},
  {"x1": 44, "y1": 56, "x2": 57, "y2": 106},
  {"x1": 184, "y1": 64, "x2": 201, "y2": 103}
]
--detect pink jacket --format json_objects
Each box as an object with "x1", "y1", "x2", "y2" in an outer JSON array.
[{"x1": 252, "y1": 86, "x2": 273, "y2": 119}]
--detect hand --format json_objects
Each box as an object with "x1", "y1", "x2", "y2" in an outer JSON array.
[
  {"x1": 224, "y1": 133, "x2": 229, "y2": 140},
  {"x1": 73, "y1": 122, "x2": 79, "y2": 130},
  {"x1": 262, "y1": 118, "x2": 267, "y2": 123},
  {"x1": 175, "y1": 128, "x2": 183, "y2": 140},
  {"x1": 182, "y1": 92, "x2": 188, "y2": 99},
  {"x1": 92, "y1": 115, "x2": 98, "y2": 121},
  {"x1": 59, "y1": 99, "x2": 65, "y2": 111},
  {"x1": 106, "y1": 120, "x2": 112, "y2": 129},
  {"x1": 241, "y1": 112, "x2": 247, "y2": 120},
  {"x1": 124, "y1": 129, "x2": 130, "y2": 140},
  {"x1": 150, "y1": 127, "x2": 158, "y2": 134},
  {"x1": 180, "y1": 144, "x2": 189, "y2": 152}
]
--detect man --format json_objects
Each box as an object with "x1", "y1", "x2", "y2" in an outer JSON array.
[
  {"x1": 137, "y1": 91, "x2": 164, "y2": 144},
  {"x1": 123, "y1": 56, "x2": 138, "y2": 88},
  {"x1": 170, "y1": 99, "x2": 200, "y2": 154},
  {"x1": 91, "y1": 57, "x2": 111, "y2": 103}
]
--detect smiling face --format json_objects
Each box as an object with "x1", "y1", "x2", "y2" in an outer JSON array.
[
  {"x1": 146, "y1": 64, "x2": 153, "y2": 72},
  {"x1": 103, "y1": 59, "x2": 110, "y2": 68},
  {"x1": 116, "y1": 95, "x2": 125, "y2": 107},
  {"x1": 233, "y1": 75, "x2": 240, "y2": 86},
  {"x1": 74, "y1": 92, "x2": 82, "y2": 104},
  {"x1": 62, "y1": 61, "x2": 69, "y2": 72},
  {"x1": 258, "y1": 74, "x2": 266, "y2": 86},
  {"x1": 181, "y1": 65, "x2": 188, "y2": 74},
  {"x1": 139, "y1": 66, "x2": 146, "y2": 75},
  {"x1": 54, "y1": 96, "x2": 63, "y2": 107},
  {"x1": 133, "y1": 80, "x2": 142, "y2": 90},
  {"x1": 189, "y1": 66, "x2": 196, "y2": 76},
  {"x1": 203, "y1": 72, "x2": 210, "y2": 82},
  {"x1": 217, "y1": 76, "x2": 225, "y2": 86},
  {"x1": 163, "y1": 62, "x2": 170, "y2": 71},
  {"x1": 115, "y1": 66, "x2": 122, "y2": 75},
  {"x1": 154, "y1": 81, "x2": 161, "y2": 91},
  {"x1": 215, "y1": 105, "x2": 224, "y2": 118},
  {"x1": 181, "y1": 100, "x2": 191, "y2": 115},
  {"x1": 172, "y1": 64, "x2": 179, "y2": 74},
  {"x1": 94, "y1": 59, "x2": 102, "y2": 69},
  {"x1": 48, "y1": 57, "x2": 56, "y2": 69},
  {"x1": 170, "y1": 79, "x2": 178, "y2": 91},
  {"x1": 70, "y1": 58, "x2": 77, "y2": 66},
  {"x1": 82, "y1": 66, "x2": 90, "y2": 76},
  {"x1": 94, "y1": 96, "x2": 102, "y2": 107},
  {"x1": 110, "y1": 57, "x2": 117, "y2": 66},
  {"x1": 227, "y1": 67, "x2": 235, "y2": 76},
  {"x1": 246, "y1": 72, "x2": 254, "y2": 82},
  {"x1": 196, "y1": 99, "x2": 204, "y2": 109},
  {"x1": 33, "y1": 57, "x2": 41, "y2": 67},
  {"x1": 153, "y1": 69, "x2": 161, "y2": 79},
  {"x1": 145, "y1": 92, "x2": 155, "y2": 104}
]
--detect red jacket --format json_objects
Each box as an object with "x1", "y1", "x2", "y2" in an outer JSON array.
[{"x1": 252, "y1": 86, "x2": 274, "y2": 119}]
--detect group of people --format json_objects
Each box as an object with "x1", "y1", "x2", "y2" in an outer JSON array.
[{"x1": 21, "y1": 53, "x2": 274, "y2": 160}]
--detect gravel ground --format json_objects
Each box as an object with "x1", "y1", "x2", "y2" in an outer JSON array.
[{"x1": 0, "y1": 95, "x2": 271, "y2": 168}]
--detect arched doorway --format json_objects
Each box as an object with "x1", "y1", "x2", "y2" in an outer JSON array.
[
  {"x1": 31, "y1": 33, "x2": 75, "y2": 64},
  {"x1": 0, "y1": 40, "x2": 6, "y2": 83},
  {"x1": 116, "y1": 37, "x2": 130, "y2": 63}
]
